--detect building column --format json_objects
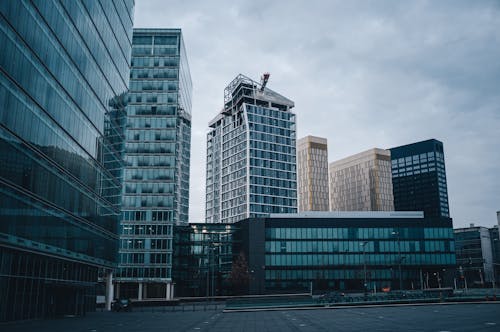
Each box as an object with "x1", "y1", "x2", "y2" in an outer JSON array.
[
  {"x1": 138, "y1": 282, "x2": 143, "y2": 300},
  {"x1": 166, "y1": 282, "x2": 172, "y2": 300},
  {"x1": 105, "y1": 271, "x2": 114, "y2": 311},
  {"x1": 115, "y1": 282, "x2": 120, "y2": 299}
]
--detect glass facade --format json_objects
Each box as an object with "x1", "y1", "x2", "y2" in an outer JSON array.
[
  {"x1": 117, "y1": 29, "x2": 192, "y2": 298},
  {"x1": 454, "y1": 226, "x2": 495, "y2": 287},
  {"x1": 173, "y1": 223, "x2": 237, "y2": 297},
  {"x1": 206, "y1": 74, "x2": 297, "y2": 224},
  {"x1": 237, "y1": 215, "x2": 456, "y2": 294},
  {"x1": 0, "y1": 0, "x2": 134, "y2": 321},
  {"x1": 390, "y1": 139, "x2": 449, "y2": 217}
]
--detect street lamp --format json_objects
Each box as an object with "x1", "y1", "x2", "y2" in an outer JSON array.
[
  {"x1": 392, "y1": 231, "x2": 403, "y2": 291},
  {"x1": 360, "y1": 241, "x2": 368, "y2": 295}
]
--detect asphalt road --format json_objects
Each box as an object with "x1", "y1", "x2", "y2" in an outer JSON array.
[{"x1": 2, "y1": 303, "x2": 499, "y2": 331}]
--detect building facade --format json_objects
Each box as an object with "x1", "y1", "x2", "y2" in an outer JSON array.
[
  {"x1": 329, "y1": 148, "x2": 394, "y2": 211},
  {"x1": 390, "y1": 139, "x2": 449, "y2": 218},
  {"x1": 205, "y1": 74, "x2": 297, "y2": 224},
  {"x1": 174, "y1": 213, "x2": 456, "y2": 295},
  {"x1": 0, "y1": 0, "x2": 133, "y2": 321},
  {"x1": 116, "y1": 29, "x2": 192, "y2": 300},
  {"x1": 297, "y1": 136, "x2": 329, "y2": 212},
  {"x1": 454, "y1": 225, "x2": 497, "y2": 287},
  {"x1": 173, "y1": 223, "x2": 237, "y2": 297},
  {"x1": 240, "y1": 212, "x2": 456, "y2": 294}
]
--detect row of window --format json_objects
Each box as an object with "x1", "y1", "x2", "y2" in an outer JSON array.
[
  {"x1": 266, "y1": 240, "x2": 454, "y2": 253},
  {"x1": 125, "y1": 142, "x2": 175, "y2": 154},
  {"x1": 122, "y1": 195, "x2": 174, "y2": 208},
  {"x1": 116, "y1": 267, "x2": 171, "y2": 279},
  {"x1": 127, "y1": 105, "x2": 177, "y2": 116},
  {"x1": 122, "y1": 210, "x2": 174, "y2": 222},
  {"x1": 120, "y1": 224, "x2": 173, "y2": 236},
  {"x1": 266, "y1": 227, "x2": 454, "y2": 240},
  {"x1": 131, "y1": 56, "x2": 179, "y2": 67},
  {"x1": 128, "y1": 93, "x2": 178, "y2": 104},
  {"x1": 120, "y1": 238, "x2": 172, "y2": 250},
  {"x1": 265, "y1": 268, "x2": 421, "y2": 281},
  {"x1": 250, "y1": 204, "x2": 297, "y2": 214},
  {"x1": 250, "y1": 149, "x2": 297, "y2": 163},
  {"x1": 250, "y1": 177, "x2": 297, "y2": 189},
  {"x1": 246, "y1": 105, "x2": 294, "y2": 121},
  {"x1": 126, "y1": 129, "x2": 176, "y2": 141},
  {"x1": 119, "y1": 253, "x2": 171, "y2": 264},
  {"x1": 127, "y1": 116, "x2": 177, "y2": 129},
  {"x1": 124, "y1": 155, "x2": 175, "y2": 167},
  {"x1": 130, "y1": 68, "x2": 178, "y2": 80},
  {"x1": 129, "y1": 81, "x2": 178, "y2": 92},
  {"x1": 132, "y1": 46, "x2": 178, "y2": 56},
  {"x1": 265, "y1": 253, "x2": 456, "y2": 267}
]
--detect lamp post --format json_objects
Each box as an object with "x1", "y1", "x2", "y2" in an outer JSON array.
[
  {"x1": 392, "y1": 231, "x2": 403, "y2": 291},
  {"x1": 360, "y1": 241, "x2": 368, "y2": 295}
]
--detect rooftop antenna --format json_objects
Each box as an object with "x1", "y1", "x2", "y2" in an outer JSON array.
[{"x1": 260, "y1": 72, "x2": 270, "y2": 92}]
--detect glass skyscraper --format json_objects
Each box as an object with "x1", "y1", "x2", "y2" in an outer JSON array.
[
  {"x1": 0, "y1": 0, "x2": 133, "y2": 321},
  {"x1": 205, "y1": 74, "x2": 297, "y2": 224},
  {"x1": 390, "y1": 139, "x2": 450, "y2": 218},
  {"x1": 116, "y1": 29, "x2": 192, "y2": 299}
]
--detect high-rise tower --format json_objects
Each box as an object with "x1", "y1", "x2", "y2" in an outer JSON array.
[
  {"x1": 329, "y1": 148, "x2": 394, "y2": 211},
  {"x1": 297, "y1": 136, "x2": 329, "y2": 211},
  {"x1": 117, "y1": 29, "x2": 192, "y2": 299},
  {"x1": 205, "y1": 74, "x2": 297, "y2": 223},
  {"x1": 390, "y1": 139, "x2": 449, "y2": 218}
]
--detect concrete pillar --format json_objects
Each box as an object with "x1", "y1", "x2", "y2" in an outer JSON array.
[
  {"x1": 105, "y1": 271, "x2": 114, "y2": 311},
  {"x1": 115, "y1": 283, "x2": 120, "y2": 299},
  {"x1": 166, "y1": 282, "x2": 171, "y2": 300},
  {"x1": 138, "y1": 282, "x2": 143, "y2": 300},
  {"x1": 143, "y1": 283, "x2": 147, "y2": 299}
]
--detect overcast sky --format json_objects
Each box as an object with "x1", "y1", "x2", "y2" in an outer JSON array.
[{"x1": 134, "y1": 0, "x2": 500, "y2": 228}]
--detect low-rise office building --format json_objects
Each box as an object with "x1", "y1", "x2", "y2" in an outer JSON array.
[
  {"x1": 174, "y1": 212, "x2": 456, "y2": 295},
  {"x1": 454, "y1": 224, "x2": 498, "y2": 287}
]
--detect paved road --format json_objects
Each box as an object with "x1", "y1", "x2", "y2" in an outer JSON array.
[{"x1": 2, "y1": 303, "x2": 499, "y2": 331}]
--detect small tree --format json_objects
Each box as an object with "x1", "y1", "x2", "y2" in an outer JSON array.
[{"x1": 228, "y1": 252, "x2": 250, "y2": 295}]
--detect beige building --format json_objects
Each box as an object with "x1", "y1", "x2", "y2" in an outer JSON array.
[
  {"x1": 297, "y1": 136, "x2": 329, "y2": 211},
  {"x1": 329, "y1": 148, "x2": 394, "y2": 211}
]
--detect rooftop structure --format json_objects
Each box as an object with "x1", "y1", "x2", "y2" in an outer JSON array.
[{"x1": 205, "y1": 74, "x2": 297, "y2": 223}]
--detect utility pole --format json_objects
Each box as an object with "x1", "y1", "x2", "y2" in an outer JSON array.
[
  {"x1": 392, "y1": 231, "x2": 403, "y2": 291},
  {"x1": 360, "y1": 241, "x2": 368, "y2": 295}
]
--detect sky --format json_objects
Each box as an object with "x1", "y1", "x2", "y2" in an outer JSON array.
[{"x1": 134, "y1": 0, "x2": 500, "y2": 228}]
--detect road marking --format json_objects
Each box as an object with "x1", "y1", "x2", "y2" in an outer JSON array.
[
  {"x1": 378, "y1": 316, "x2": 384, "y2": 319},
  {"x1": 204, "y1": 321, "x2": 209, "y2": 324},
  {"x1": 299, "y1": 324, "x2": 306, "y2": 327},
  {"x1": 485, "y1": 322, "x2": 496, "y2": 326},
  {"x1": 194, "y1": 328, "x2": 201, "y2": 330}
]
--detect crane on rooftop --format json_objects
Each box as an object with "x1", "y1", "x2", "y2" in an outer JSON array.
[{"x1": 259, "y1": 72, "x2": 270, "y2": 92}]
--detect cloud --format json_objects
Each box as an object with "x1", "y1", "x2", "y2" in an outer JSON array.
[{"x1": 135, "y1": 0, "x2": 500, "y2": 227}]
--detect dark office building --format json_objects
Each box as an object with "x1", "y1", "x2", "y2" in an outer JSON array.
[
  {"x1": 390, "y1": 139, "x2": 450, "y2": 218},
  {"x1": 0, "y1": 0, "x2": 134, "y2": 321},
  {"x1": 174, "y1": 212, "x2": 456, "y2": 296}
]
